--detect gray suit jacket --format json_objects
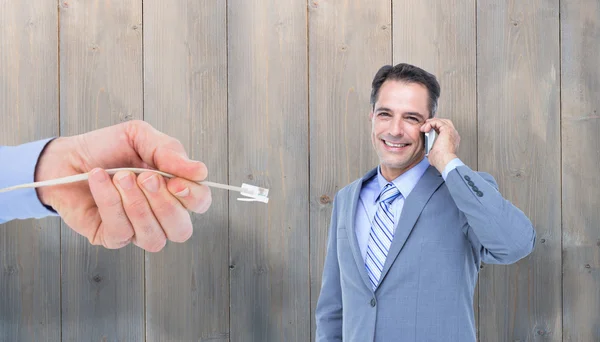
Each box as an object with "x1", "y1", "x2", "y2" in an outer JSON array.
[{"x1": 315, "y1": 165, "x2": 536, "y2": 341}]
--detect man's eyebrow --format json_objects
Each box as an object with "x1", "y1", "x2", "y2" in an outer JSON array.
[
  {"x1": 405, "y1": 112, "x2": 425, "y2": 119},
  {"x1": 375, "y1": 107, "x2": 425, "y2": 119},
  {"x1": 374, "y1": 107, "x2": 393, "y2": 113}
]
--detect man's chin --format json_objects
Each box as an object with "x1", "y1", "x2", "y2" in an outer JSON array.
[{"x1": 379, "y1": 156, "x2": 424, "y2": 172}]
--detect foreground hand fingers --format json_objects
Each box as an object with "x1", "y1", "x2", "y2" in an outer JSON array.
[
  {"x1": 154, "y1": 146, "x2": 208, "y2": 181},
  {"x1": 137, "y1": 172, "x2": 194, "y2": 244},
  {"x1": 88, "y1": 168, "x2": 135, "y2": 248},
  {"x1": 113, "y1": 170, "x2": 167, "y2": 252},
  {"x1": 166, "y1": 177, "x2": 212, "y2": 214},
  {"x1": 126, "y1": 120, "x2": 208, "y2": 181}
]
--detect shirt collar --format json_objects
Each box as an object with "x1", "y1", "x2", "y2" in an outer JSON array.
[{"x1": 375, "y1": 157, "x2": 430, "y2": 203}]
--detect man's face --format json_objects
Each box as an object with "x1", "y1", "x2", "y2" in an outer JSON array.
[{"x1": 370, "y1": 80, "x2": 430, "y2": 181}]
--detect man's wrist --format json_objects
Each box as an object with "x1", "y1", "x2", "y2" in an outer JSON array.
[
  {"x1": 34, "y1": 137, "x2": 70, "y2": 207},
  {"x1": 434, "y1": 153, "x2": 458, "y2": 174}
]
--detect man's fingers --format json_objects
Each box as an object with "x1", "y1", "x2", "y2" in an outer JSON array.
[
  {"x1": 420, "y1": 121, "x2": 432, "y2": 132},
  {"x1": 166, "y1": 177, "x2": 212, "y2": 214},
  {"x1": 424, "y1": 118, "x2": 455, "y2": 132},
  {"x1": 126, "y1": 120, "x2": 208, "y2": 182},
  {"x1": 137, "y1": 172, "x2": 194, "y2": 243},
  {"x1": 88, "y1": 168, "x2": 135, "y2": 248},
  {"x1": 113, "y1": 170, "x2": 167, "y2": 252},
  {"x1": 153, "y1": 146, "x2": 208, "y2": 181}
]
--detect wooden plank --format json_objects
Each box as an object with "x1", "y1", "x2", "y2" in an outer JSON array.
[
  {"x1": 228, "y1": 0, "x2": 309, "y2": 340},
  {"x1": 308, "y1": 0, "x2": 390, "y2": 339},
  {"x1": 392, "y1": 0, "x2": 478, "y2": 335},
  {"x1": 59, "y1": 1, "x2": 144, "y2": 340},
  {"x1": 561, "y1": 0, "x2": 600, "y2": 340},
  {"x1": 0, "y1": 1, "x2": 60, "y2": 340},
  {"x1": 477, "y1": 1, "x2": 561, "y2": 340},
  {"x1": 393, "y1": 0, "x2": 477, "y2": 168},
  {"x1": 143, "y1": 1, "x2": 229, "y2": 341}
]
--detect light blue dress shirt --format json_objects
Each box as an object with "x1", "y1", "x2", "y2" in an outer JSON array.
[
  {"x1": 0, "y1": 138, "x2": 60, "y2": 224},
  {"x1": 356, "y1": 157, "x2": 465, "y2": 260}
]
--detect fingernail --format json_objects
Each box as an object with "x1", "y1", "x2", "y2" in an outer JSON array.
[
  {"x1": 90, "y1": 169, "x2": 107, "y2": 183},
  {"x1": 142, "y1": 174, "x2": 159, "y2": 192},
  {"x1": 174, "y1": 187, "x2": 190, "y2": 198},
  {"x1": 118, "y1": 173, "x2": 134, "y2": 190}
]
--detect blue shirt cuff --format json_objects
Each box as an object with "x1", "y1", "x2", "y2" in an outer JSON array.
[
  {"x1": 0, "y1": 138, "x2": 60, "y2": 223},
  {"x1": 441, "y1": 158, "x2": 465, "y2": 180}
]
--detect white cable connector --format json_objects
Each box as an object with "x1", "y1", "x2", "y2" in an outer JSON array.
[{"x1": 0, "y1": 167, "x2": 269, "y2": 204}]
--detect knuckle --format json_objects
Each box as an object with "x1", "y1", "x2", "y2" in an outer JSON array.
[
  {"x1": 171, "y1": 137, "x2": 183, "y2": 148},
  {"x1": 115, "y1": 230, "x2": 134, "y2": 245},
  {"x1": 153, "y1": 200, "x2": 178, "y2": 218},
  {"x1": 138, "y1": 222, "x2": 158, "y2": 236},
  {"x1": 164, "y1": 137, "x2": 185, "y2": 153},
  {"x1": 127, "y1": 197, "x2": 151, "y2": 219},
  {"x1": 145, "y1": 237, "x2": 167, "y2": 253},
  {"x1": 129, "y1": 119, "x2": 149, "y2": 131},
  {"x1": 99, "y1": 192, "x2": 122, "y2": 209}
]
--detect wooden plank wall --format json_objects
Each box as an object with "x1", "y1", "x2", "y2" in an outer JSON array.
[
  {"x1": 228, "y1": 1, "x2": 309, "y2": 340},
  {"x1": 477, "y1": 1, "x2": 562, "y2": 341},
  {"x1": 143, "y1": 1, "x2": 229, "y2": 341},
  {"x1": 59, "y1": 1, "x2": 145, "y2": 340},
  {"x1": 0, "y1": 0, "x2": 599, "y2": 341},
  {"x1": 561, "y1": 0, "x2": 600, "y2": 340},
  {"x1": 308, "y1": 3, "x2": 389, "y2": 341},
  {"x1": 0, "y1": 2, "x2": 61, "y2": 341}
]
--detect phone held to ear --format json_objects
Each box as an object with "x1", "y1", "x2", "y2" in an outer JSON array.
[{"x1": 424, "y1": 129, "x2": 437, "y2": 156}]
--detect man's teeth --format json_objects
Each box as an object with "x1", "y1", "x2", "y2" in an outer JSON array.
[{"x1": 384, "y1": 141, "x2": 408, "y2": 148}]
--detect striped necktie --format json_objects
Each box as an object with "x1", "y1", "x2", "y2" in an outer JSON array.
[{"x1": 365, "y1": 182, "x2": 401, "y2": 290}]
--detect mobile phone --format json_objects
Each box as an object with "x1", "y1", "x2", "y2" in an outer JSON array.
[{"x1": 424, "y1": 129, "x2": 437, "y2": 156}]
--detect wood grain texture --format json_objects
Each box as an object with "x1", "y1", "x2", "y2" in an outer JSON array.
[
  {"x1": 0, "y1": 1, "x2": 60, "y2": 340},
  {"x1": 143, "y1": 1, "x2": 229, "y2": 341},
  {"x1": 3, "y1": 1, "x2": 600, "y2": 339},
  {"x1": 308, "y1": 0, "x2": 390, "y2": 339},
  {"x1": 392, "y1": 0, "x2": 479, "y2": 335},
  {"x1": 228, "y1": 0, "x2": 309, "y2": 340},
  {"x1": 393, "y1": 0, "x2": 477, "y2": 167},
  {"x1": 561, "y1": 0, "x2": 600, "y2": 340},
  {"x1": 477, "y1": 1, "x2": 561, "y2": 340},
  {"x1": 59, "y1": 0, "x2": 144, "y2": 340}
]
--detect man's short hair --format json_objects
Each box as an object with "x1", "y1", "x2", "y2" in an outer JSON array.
[{"x1": 370, "y1": 63, "x2": 441, "y2": 118}]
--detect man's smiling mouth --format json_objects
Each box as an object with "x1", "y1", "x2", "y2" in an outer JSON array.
[{"x1": 383, "y1": 140, "x2": 409, "y2": 148}]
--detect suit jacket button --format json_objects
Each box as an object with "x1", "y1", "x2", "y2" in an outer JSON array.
[
  {"x1": 464, "y1": 175, "x2": 471, "y2": 181},
  {"x1": 370, "y1": 298, "x2": 376, "y2": 307},
  {"x1": 477, "y1": 191, "x2": 484, "y2": 197},
  {"x1": 468, "y1": 181, "x2": 475, "y2": 186},
  {"x1": 472, "y1": 186, "x2": 479, "y2": 191}
]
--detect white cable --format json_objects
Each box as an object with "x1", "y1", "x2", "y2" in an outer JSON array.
[{"x1": 0, "y1": 167, "x2": 269, "y2": 203}]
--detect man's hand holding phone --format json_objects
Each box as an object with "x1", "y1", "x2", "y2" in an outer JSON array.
[{"x1": 420, "y1": 118, "x2": 461, "y2": 174}]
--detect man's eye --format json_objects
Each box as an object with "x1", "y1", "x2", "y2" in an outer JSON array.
[
  {"x1": 407, "y1": 116, "x2": 420, "y2": 122},
  {"x1": 379, "y1": 112, "x2": 391, "y2": 117}
]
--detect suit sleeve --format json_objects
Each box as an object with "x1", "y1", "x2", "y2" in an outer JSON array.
[
  {"x1": 315, "y1": 193, "x2": 343, "y2": 342},
  {"x1": 0, "y1": 138, "x2": 59, "y2": 224},
  {"x1": 445, "y1": 165, "x2": 536, "y2": 264}
]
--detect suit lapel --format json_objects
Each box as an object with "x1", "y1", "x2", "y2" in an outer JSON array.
[
  {"x1": 377, "y1": 165, "x2": 444, "y2": 285},
  {"x1": 347, "y1": 167, "x2": 377, "y2": 291}
]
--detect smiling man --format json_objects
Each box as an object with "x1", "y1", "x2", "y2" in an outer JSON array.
[{"x1": 315, "y1": 63, "x2": 536, "y2": 341}]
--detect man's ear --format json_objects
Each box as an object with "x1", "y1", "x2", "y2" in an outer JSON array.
[{"x1": 369, "y1": 111, "x2": 373, "y2": 121}]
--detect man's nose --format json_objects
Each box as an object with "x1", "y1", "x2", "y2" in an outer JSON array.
[{"x1": 389, "y1": 118, "x2": 404, "y2": 137}]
